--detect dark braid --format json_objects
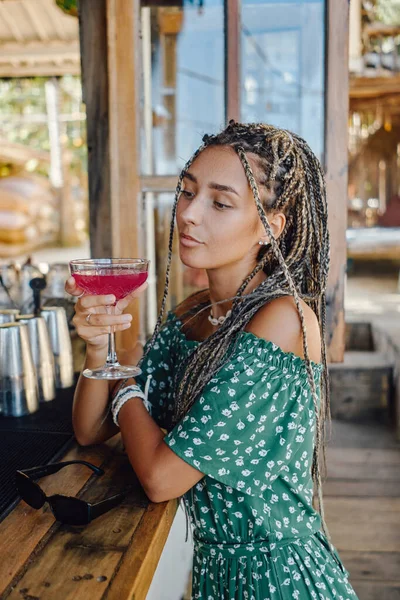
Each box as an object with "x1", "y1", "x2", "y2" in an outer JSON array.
[{"x1": 138, "y1": 120, "x2": 332, "y2": 544}]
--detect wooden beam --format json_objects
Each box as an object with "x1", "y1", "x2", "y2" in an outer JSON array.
[
  {"x1": 0, "y1": 40, "x2": 80, "y2": 61},
  {"x1": 106, "y1": 0, "x2": 141, "y2": 347},
  {"x1": 0, "y1": 63, "x2": 80, "y2": 77},
  {"x1": 324, "y1": 0, "x2": 350, "y2": 363},
  {"x1": 79, "y1": 0, "x2": 112, "y2": 257},
  {"x1": 140, "y1": 175, "x2": 178, "y2": 193},
  {"x1": 350, "y1": 74, "x2": 400, "y2": 99},
  {"x1": 79, "y1": 0, "x2": 142, "y2": 346},
  {"x1": 225, "y1": 0, "x2": 241, "y2": 122}
]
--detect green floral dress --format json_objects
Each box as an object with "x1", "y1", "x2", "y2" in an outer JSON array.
[{"x1": 135, "y1": 311, "x2": 359, "y2": 600}]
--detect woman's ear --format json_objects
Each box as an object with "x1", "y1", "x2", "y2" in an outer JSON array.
[
  {"x1": 271, "y1": 212, "x2": 286, "y2": 239},
  {"x1": 257, "y1": 212, "x2": 286, "y2": 242}
]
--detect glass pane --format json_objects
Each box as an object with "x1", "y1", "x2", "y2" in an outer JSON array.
[
  {"x1": 140, "y1": 0, "x2": 225, "y2": 176},
  {"x1": 241, "y1": 0, "x2": 326, "y2": 160},
  {"x1": 142, "y1": 191, "x2": 208, "y2": 335}
]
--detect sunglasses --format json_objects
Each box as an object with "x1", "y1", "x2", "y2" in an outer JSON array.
[{"x1": 15, "y1": 460, "x2": 130, "y2": 526}]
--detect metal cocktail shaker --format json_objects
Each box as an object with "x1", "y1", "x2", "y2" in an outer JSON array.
[
  {"x1": 41, "y1": 307, "x2": 74, "y2": 388},
  {"x1": 16, "y1": 315, "x2": 56, "y2": 403},
  {"x1": 0, "y1": 309, "x2": 20, "y2": 324},
  {"x1": 0, "y1": 322, "x2": 39, "y2": 416}
]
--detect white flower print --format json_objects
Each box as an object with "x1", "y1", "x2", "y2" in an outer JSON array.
[
  {"x1": 153, "y1": 317, "x2": 355, "y2": 600},
  {"x1": 221, "y1": 409, "x2": 232, "y2": 417}
]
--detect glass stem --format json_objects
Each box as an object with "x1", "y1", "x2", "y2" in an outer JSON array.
[{"x1": 105, "y1": 305, "x2": 119, "y2": 366}]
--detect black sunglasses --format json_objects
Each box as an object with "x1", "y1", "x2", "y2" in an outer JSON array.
[{"x1": 15, "y1": 460, "x2": 129, "y2": 526}]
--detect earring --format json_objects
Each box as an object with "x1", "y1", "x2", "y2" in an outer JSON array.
[{"x1": 258, "y1": 240, "x2": 269, "y2": 245}]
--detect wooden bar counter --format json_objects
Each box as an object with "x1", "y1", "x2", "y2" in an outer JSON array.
[{"x1": 0, "y1": 435, "x2": 177, "y2": 600}]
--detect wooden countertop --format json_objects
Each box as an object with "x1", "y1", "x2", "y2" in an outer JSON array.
[{"x1": 0, "y1": 435, "x2": 177, "y2": 600}]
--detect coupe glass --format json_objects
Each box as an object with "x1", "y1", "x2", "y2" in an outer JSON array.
[{"x1": 69, "y1": 258, "x2": 149, "y2": 379}]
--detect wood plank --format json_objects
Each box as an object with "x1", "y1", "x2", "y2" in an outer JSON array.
[
  {"x1": 351, "y1": 581, "x2": 400, "y2": 600},
  {"x1": 324, "y1": 0, "x2": 349, "y2": 363},
  {"x1": 4, "y1": 443, "x2": 149, "y2": 600},
  {"x1": 325, "y1": 497, "x2": 400, "y2": 552},
  {"x1": 0, "y1": 437, "x2": 120, "y2": 597},
  {"x1": 327, "y1": 447, "x2": 400, "y2": 465},
  {"x1": 326, "y1": 462, "x2": 400, "y2": 481},
  {"x1": 324, "y1": 478, "x2": 400, "y2": 497},
  {"x1": 339, "y1": 551, "x2": 400, "y2": 581},
  {"x1": 107, "y1": 499, "x2": 178, "y2": 600}
]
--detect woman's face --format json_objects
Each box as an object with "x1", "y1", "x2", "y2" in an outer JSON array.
[{"x1": 176, "y1": 145, "x2": 285, "y2": 271}]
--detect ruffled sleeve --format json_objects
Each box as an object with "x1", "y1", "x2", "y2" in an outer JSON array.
[
  {"x1": 164, "y1": 333, "x2": 323, "y2": 497},
  {"x1": 133, "y1": 310, "x2": 177, "y2": 428}
]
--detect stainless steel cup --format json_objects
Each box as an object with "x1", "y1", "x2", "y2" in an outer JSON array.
[
  {"x1": 16, "y1": 315, "x2": 56, "y2": 403},
  {"x1": 41, "y1": 307, "x2": 74, "y2": 388},
  {"x1": 0, "y1": 322, "x2": 39, "y2": 416},
  {"x1": 0, "y1": 309, "x2": 20, "y2": 324}
]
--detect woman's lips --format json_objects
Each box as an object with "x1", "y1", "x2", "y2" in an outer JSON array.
[{"x1": 180, "y1": 234, "x2": 203, "y2": 246}]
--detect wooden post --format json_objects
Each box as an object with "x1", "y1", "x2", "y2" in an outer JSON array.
[
  {"x1": 324, "y1": 0, "x2": 350, "y2": 363},
  {"x1": 225, "y1": 0, "x2": 241, "y2": 123},
  {"x1": 79, "y1": 0, "x2": 142, "y2": 347},
  {"x1": 78, "y1": 0, "x2": 112, "y2": 258}
]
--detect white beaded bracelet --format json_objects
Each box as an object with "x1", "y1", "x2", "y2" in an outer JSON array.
[{"x1": 111, "y1": 374, "x2": 152, "y2": 427}]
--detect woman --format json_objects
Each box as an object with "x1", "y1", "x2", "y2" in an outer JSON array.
[{"x1": 66, "y1": 121, "x2": 358, "y2": 599}]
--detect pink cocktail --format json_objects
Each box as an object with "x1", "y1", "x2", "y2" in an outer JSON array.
[
  {"x1": 73, "y1": 272, "x2": 148, "y2": 301},
  {"x1": 69, "y1": 258, "x2": 150, "y2": 380}
]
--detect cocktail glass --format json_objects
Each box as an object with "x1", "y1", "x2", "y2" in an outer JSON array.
[{"x1": 69, "y1": 258, "x2": 149, "y2": 379}]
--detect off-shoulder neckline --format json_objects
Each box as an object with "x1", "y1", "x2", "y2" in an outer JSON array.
[{"x1": 167, "y1": 312, "x2": 324, "y2": 373}]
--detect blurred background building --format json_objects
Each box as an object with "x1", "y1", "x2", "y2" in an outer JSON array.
[{"x1": 0, "y1": 0, "x2": 398, "y2": 333}]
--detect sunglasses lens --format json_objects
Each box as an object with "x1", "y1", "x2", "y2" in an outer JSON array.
[
  {"x1": 50, "y1": 496, "x2": 90, "y2": 525},
  {"x1": 15, "y1": 473, "x2": 45, "y2": 509}
]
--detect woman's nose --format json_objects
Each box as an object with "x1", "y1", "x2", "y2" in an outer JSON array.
[{"x1": 181, "y1": 196, "x2": 203, "y2": 224}]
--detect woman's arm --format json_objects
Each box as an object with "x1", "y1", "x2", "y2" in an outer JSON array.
[
  {"x1": 118, "y1": 397, "x2": 204, "y2": 502},
  {"x1": 115, "y1": 297, "x2": 322, "y2": 503},
  {"x1": 72, "y1": 345, "x2": 143, "y2": 446}
]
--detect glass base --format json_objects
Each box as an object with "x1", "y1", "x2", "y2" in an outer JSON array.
[{"x1": 83, "y1": 363, "x2": 142, "y2": 380}]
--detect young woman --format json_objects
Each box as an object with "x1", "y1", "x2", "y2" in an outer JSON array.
[{"x1": 66, "y1": 121, "x2": 358, "y2": 599}]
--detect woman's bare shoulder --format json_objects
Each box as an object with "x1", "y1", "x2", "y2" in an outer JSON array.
[{"x1": 245, "y1": 295, "x2": 322, "y2": 363}]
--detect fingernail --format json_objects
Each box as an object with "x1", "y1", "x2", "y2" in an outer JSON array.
[
  {"x1": 122, "y1": 314, "x2": 132, "y2": 321},
  {"x1": 105, "y1": 295, "x2": 115, "y2": 303},
  {"x1": 122, "y1": 322, "x2": 131, "y2": 329},
  {"x1": 67, "y1": 276, "x2": 75, "y2": 285}
]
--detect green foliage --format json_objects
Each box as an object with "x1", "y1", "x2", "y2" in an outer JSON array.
[
  {"x1": 376, "y1": 0, "x2": 400, "y2": 26},
  {"x1": 0, "y1": 76, "x2": 87, "y2": 179}
]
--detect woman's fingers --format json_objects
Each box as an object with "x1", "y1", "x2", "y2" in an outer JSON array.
[
  {"x1": 79, "y1": 294, "x2": 116, "y2": 310},
  {"x1": 82, "y1": 313, "x2": 132, "y2": 327},
  {"x1": 72, "y1": 317, "x2": 132, "y2": 341},
  {"x1": 116, "y1": 281, "x2": 148, "y2": 312},
  {"x1": 65, "y1": 276, "x2": 84, "y2": 297}
]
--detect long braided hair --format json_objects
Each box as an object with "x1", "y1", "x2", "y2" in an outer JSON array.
[{"x1": 138, "y1": 120, "x2": 332, "y2": 540}]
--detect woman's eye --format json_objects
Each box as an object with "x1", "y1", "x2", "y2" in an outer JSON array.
[
  {"x1": 181, "y1": 190, "x2": 194, "y2": 199},
  {"x1": 214, "y1": 201, "x2": 230, "y2": 210}
]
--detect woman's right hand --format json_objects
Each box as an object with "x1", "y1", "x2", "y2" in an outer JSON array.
[{"x1": 65, "y1": 276, "x2": 148, "y2": 350}]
